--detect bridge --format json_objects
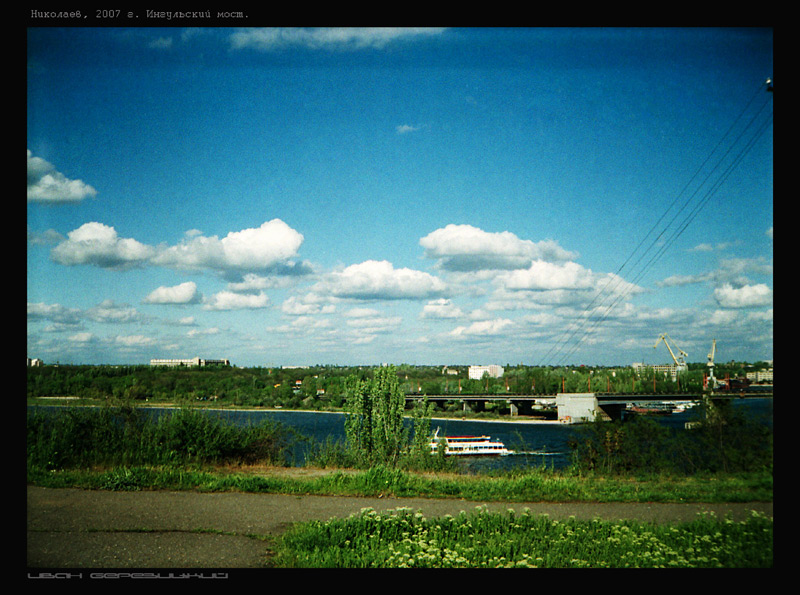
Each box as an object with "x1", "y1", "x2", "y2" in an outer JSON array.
[{"x1": 405, "y1": 389, "x2": 772, "y2": 423}]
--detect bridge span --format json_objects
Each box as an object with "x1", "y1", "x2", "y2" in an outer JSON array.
[{"x1": 405, "y1": 391, "x2": 772, "y2": 423}]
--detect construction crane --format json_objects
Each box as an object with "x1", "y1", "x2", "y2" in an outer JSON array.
[
  {"x1": 707, "y1": 339, "x2": 716, "y2": 374},
  {"x1": 653, "y1": 333, "x2": 688, "y2": 371},
  {"x1": 705, "y1": 339, "x2": 723, "y2": 390}
]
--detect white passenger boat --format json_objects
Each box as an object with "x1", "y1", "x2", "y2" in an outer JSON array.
[{"x1": 429, "y1": 427, "x2": 511, "y2": 456}]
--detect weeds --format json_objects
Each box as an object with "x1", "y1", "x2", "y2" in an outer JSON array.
[
  {"x1": 27, "y1": 405, "x2": 292, "y2": 471},
  {"x1": 274, "y1": 507, "x2": 772, "y2": 568}
]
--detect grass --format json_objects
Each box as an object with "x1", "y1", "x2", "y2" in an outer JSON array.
[
  {"x1": 273, "y1": 506, "x2": 773, "y2": 568},
  {"x1": 26, "y1": 462, "x2": 773, "y2": 503}
]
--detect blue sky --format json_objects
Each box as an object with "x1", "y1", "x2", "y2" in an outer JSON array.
[{"x1": 27, "y1": 27, "x2": 773, "y2": 367}]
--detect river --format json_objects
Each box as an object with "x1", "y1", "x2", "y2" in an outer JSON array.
[
  {"x1": 29, "y1": 397, "x2": 772, "y2": 473},
  {"x1": 199, "y1": 397, "x2": 773, "y2": 473}
]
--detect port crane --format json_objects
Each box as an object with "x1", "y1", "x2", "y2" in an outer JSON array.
[
  {"x1": 706, "y1": 339, "x2": 719, "y2": 389},
  {"x1": 653, "y1": 333, "x2": 688, "y2": 372}
]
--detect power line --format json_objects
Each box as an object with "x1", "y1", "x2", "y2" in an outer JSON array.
[{"x1": 540, "y1": 79, "x2": 773, "y2": 366}]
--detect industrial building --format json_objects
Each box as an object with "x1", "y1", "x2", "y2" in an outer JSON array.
[
  {"x1": 468, "y1": 365, "x2": 504, "y2": 380},
  {"x1": 149, "y1": 357, "x2": 230, "y2": 367}
]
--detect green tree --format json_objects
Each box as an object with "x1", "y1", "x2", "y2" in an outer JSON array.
[{"x1": 343, "y1": 366, "x2": 410, "y2": 468}]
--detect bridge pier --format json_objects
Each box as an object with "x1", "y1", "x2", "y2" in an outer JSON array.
[
  {"x1": 510, "y1": 400, "x2": 534, "y2": 416},
  {"x1": 556, "y1": 393, "x2": 598, "y2": 423},
  {"x1": 469, "y1": 399, "x2": 485, "y2": 413},
  {"x1": 554, "y1": 393, "x2": 626, "y2": 423},
  {"x1": 597, "y1": 402, "x2": 625, "y2": 421}
]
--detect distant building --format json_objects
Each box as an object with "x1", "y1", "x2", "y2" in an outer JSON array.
[
  {"x1": 631, "y1": 362, "x2": 686, "y2": 381},
  {"x1": 746, "y1": 368, "x2": 773, "y2": 383},
  {"x1": 468, "y1": 365, "x2": 504, "y2": 380},
  {"x1": 150, "y1": 357, "x2": 230, "y2": 367},
  {"x1": 27, "y1": 357, "x2": 43, "y2": 367},
  {"x1": 441, "y1": 366, "x2": 459, "y2": 375}
]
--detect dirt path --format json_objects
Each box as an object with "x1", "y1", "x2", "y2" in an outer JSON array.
[{"x1": 26, "y1": 485, "x2": 772, "y2": 569}]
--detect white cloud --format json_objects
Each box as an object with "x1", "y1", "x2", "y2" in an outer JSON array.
[
  {"x1": 148, "y1": 37, "x2": 173, "y2": 50},
  {"x1": 282, "y1": 295, "x2": 336, "y2": 316},
  {"x1": 203, "y1": 291, "x2": 269, "y2": 311},
  {"x1": 420, "y1": 224, "x2": 577, "y2": 272},
  {"x1": 230, "y1": 27, "x2": 446, "y2": 52},
  {"x1": 143, "y1": 282, "x2": 201, "y2": 305},
  {"x1": 69, "y1": 332, "x2": 95, "y2": 343},
  {"x1": 28, "y1": 302, "x2": 82, "y2": 325},
  {"x1": 27, "y1": 228, "x2": 64, "y2": 246},
  {"x1": 396, "y1": 124, "x2": 421, "y2": 134},
  {"x1": 51, "y1": 222, "x2": 155, "y2": 270},
  {"x1": 317, "y1": 260, "x2": 446, "y2": 300},
  {"x1": 713, "y1": 283, "x2": 773, "y2": 308},
  {"x1": 420, "y1": 298, "x2": 465, "y2": 319},
  {"x1": 86, "y1": 300, "x2": 142, "y2": 323},
  {"x1": 707, "y1": 309, "x2": 739, "y2": 325},
  {"x1": 154, "y1": 219, "x2": 304, "y2": 274},
  {"x1": 450, "y1": 318, "x2": 513, "y2": 337},
  {"x1": 228, "y1": 273, "x2": 293, "y2": 292},
  {"x1": 345, "y1": 315, "x2": 401, "y2": 330},
  {"x1": 51, "y1": 219, "x2": 306, "y2": 278},
  {"x1": 343, "y1": 307, "x2": 379, "y2": 318},
  {"x1": 27, "y1": 150, "x2": 98, "y2": 203},
  {"x1": 658, "y1": 257, "x2": 772, "y2": 288},
  {"x1": 499, "y1": 260, "x2": 596, "y2": 291},
  {"x1": 187, "y1": 327, "x2": 221, "y2": 337},
  {"x1": 115, "y1": 334, "x2": 156, "y2": 347}
]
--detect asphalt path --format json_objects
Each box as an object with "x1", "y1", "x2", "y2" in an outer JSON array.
[{"x1": 27, "y1": 486, "x2": 773, "y2": 569}]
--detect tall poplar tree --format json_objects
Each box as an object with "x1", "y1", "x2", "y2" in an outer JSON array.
[{"x1": 344, "y1": 365, "x2": 426, "y2": 467}]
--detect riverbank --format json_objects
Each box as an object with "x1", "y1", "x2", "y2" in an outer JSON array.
[{"x1": 28, "y1": 398, "x2": 563, "y2": 424}]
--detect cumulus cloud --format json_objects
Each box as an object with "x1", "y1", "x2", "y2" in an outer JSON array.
[
  {"x1": 86, "y1": 300, "x2": 143, "y2": 323},
  {"x1": 658, "y1": 257, "x2": 772, "y2": 289},
  {"x1": 50, "y1": 219, "x2": 307, "y2": 278},
  {"x1": 50, "y1": 222, "x2": 155, "y2": 270},
  {"x1": 153, "y1": 219, "x2": 304, "y2": 274},
  {"x1": 203, "y1": 291, "x2": 269, "y2": 311},
  {"x1": 714, "y1": 283, "x2": 773, "y2": 308},
  {"x1": 317, "y1": 260, "x2": 446, "y2": 300},
  {"x1": 499, "y1": 260, "x2": 596, "y2": 291},
  {"x1": 143, "y1": 282, "x2": 201, "y2": 305},
  {"x1": 28, "y1": 300, "x2": 144, "y2": 327},
  {"x1": 282, "y1": 295, "x2": 336, "y2": 315},
  {"x1": 420, "y1": 224, "x2": 577, "y2": 272},
  {"x1": 230, "y1": 27, "x2": 446, "y2": 51},
  {"x1": 27, "y1": 150, "x2": 97, "y2": 203},
  {"x1": 27, "y1": 301, "x2": 82, "y2": 325}
]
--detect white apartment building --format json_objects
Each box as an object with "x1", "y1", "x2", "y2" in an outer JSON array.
[
  {"x1": 150, "y1": 357, "x2": 230, "y2": 367},
  {"x1": 631, "y1": 362, "x2": 686, "y2": 381},
  {"x1": 468, "y1": 365, "x2": 504, "y2": 380},
  {"x1": 746, "y1": 368, "x2": 773, "y2": 383}
]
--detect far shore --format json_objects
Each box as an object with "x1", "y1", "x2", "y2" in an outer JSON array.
[{"x1": 30, "y1": 397, "x2": 563, "y2": 424}]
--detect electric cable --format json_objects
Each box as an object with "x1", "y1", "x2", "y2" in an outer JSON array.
[{"x1": 539, "y1": 79, "x2": 772, "y2": 367}]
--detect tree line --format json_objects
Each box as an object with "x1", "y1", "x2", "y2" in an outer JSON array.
[{"x1": 27, "y1": 361, "x2": 771, "y2": 410}]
